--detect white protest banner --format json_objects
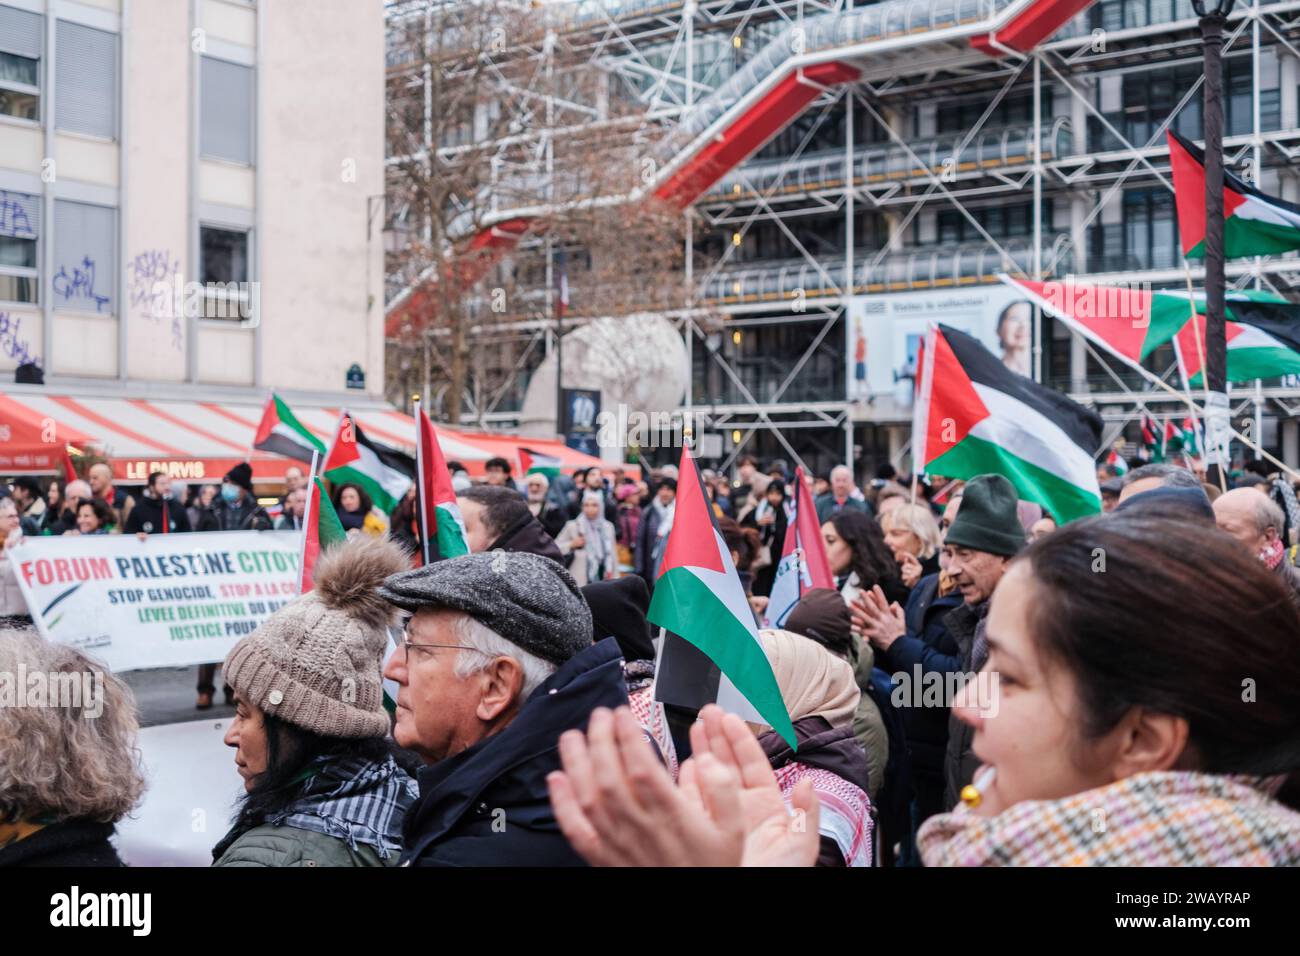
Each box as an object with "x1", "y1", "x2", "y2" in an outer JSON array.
[{"x1": 10, "y1": 530, "x2": 301, "y2": 671}]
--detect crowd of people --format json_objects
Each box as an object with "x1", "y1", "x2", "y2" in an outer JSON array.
[{"x1": 1, "y1": 448, "x2": 1299, "y2": 868}]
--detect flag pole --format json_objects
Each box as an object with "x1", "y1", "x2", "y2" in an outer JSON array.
[
  {"x1": 413, "y1": 394, "x2": 431, "y2": 567},
  {"x1": 1183, "y1": 264, "x2": 1226, "y2": 491},
  {"x1": 1112, "y1": 331, "x2": 1300, "y2": 483},
  {"x1": 297, "y1": 449, "x2": 320, "y2": 596}
]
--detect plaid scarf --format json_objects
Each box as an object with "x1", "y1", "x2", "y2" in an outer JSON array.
[
  {"x1": 237, "y1": 754, "x2": 418, "y2": 861},
  {"x1": 918, "y1": 771, "x2": 1300, "y2": 867}
]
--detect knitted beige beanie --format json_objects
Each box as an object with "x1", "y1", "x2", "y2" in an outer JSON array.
[{"x1": 223, "y1": 535, "x2": 409, "y2": 738}]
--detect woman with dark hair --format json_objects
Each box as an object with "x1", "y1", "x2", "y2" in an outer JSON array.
[
  {"x1": 822, "y1": 510, "x2": 906, "y2": 609},
  {"x1": 388, "y1": 485, "x2": 421, "y2": 558},
  {"x1": 39, "y1": 481, "x2": 62, "y2": 535},
  {"x1": 548, "y1": 512, "x2": 1300, "y2": 867},
  {"x1": 333, "y1": 482, "x2": 385, "y2": 537},
  {"x1": 212, "y1": 536, "x2": 418, "y2": 867},
  {"x1": 74, "y1": 499, "x2": 117, "y2": 535}
]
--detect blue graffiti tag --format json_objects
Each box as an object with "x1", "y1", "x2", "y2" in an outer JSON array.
[
  {"x1": 52, "y1": 256, "x2": 111, "y2": 312},
  {"x1": 127, "y1": 248, "x2": 183, "y2": 350},
  {"x1": 0, "y1": 191, "x2": 35, "y2": 238},
  {"x1": 0, "y1": 311, "x2": 41, "y2": 367}
]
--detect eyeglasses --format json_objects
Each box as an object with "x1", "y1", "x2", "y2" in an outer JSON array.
[{"x1": 400, "y1": 634, "x2": 474, "y2": 657}]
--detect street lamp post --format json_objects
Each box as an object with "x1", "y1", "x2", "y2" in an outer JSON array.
[{"x1": 1193, "y1": 0, "x2": 1238, "y2": 481}]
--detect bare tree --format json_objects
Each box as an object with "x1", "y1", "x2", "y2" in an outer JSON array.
[{"x1": 384, "y1": 0, "x2": 686, "y2": 423}]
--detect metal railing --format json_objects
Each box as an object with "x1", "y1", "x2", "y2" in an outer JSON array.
[
  {"x1": 701, "y1": 235, "x2": 1069, "y2": 303},
  {"x1": 702, "y1": 119, "x2": 1073, "y2": 200}
]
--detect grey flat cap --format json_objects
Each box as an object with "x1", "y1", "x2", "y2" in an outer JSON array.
[{"x1": 378, "y1": 551, "x2": 593, "y2": 666}]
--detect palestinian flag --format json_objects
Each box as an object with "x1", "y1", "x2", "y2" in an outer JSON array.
[
  {"x1": 299, "y1": 476, "x2": 347, "y2": 593},
  {"x1": 1002, "y1": 275, "x2": 1191, "y2": 375},
  {"x1": 253, "y1": 393, "x2": 326, "y2": 463},
  {"x1": 519, "y1": 447, "x2": 562, "y2": 479},
  {"x1": 913, "y1": 324, "x2": 1103, "y2": 523},
  {"x1": 414, "y1": 398, "x2": 469, "y2": 565},
  {"x1": 1169, "y1": 131, "x2": 1300, "y2": 260},
  {"x1": 1180, "y1": 417, "x2": 1203, "y2": 457},
  {"x1": 60, "y1": 450, "x2": 77, "y2": 485},
  {"x1": 323, "y1": 413, "x2": 415, "y2": 513},
  {"x1": 765, "y1": 467, "x2": 834, "y2": 628},
  {"x1": 1103, "y1": 446, "x2": 1128, "y2": 476},
  {"x1": 1140, "y1": 412, "x2": 1164, "y2": 462},
  {"x1": 650, "y1": 444, "x2": 795, "y2": 748},
  {"x1": 1173, "y1": 294, "x2": 1300, "y2": 385}
]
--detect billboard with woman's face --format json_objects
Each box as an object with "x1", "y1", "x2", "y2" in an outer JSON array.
[{"x1": 846, "y1": 286, "x2": 1035, "y2": 418}]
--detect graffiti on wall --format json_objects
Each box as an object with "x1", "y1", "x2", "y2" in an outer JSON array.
[
  {"x1": 53, "y1": 256, "x2": 111, "y2": 312},
  {"x1": 127, "y1": 248, "x2": 183, "y2": 350},
  {"x1": 0, "y1": 311, "x2": 41, "y2": 367}
]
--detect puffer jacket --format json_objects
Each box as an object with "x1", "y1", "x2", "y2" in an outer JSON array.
[{"x1": 212, "y1": 753, "x2": 417, "y2": 868}]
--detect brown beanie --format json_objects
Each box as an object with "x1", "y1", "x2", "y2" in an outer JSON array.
[{"x1": 223, "y1": 535, "x2": 409, "y2": 738}]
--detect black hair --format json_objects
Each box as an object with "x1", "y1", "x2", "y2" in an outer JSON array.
[
  {"x1": 332, "y1": 482, "x2": 374, "y2": 516},
  {"x1": 147, "y1": 471, "x2": 166, "y2": 490},
  {"x1": 459, "y1": 483, "x2": 531, "y2": 540},
  {"x1": 485, "y1": 456, "x2": 513, "y2": 475},
  {"x1": 230, "y1": 713, "x2": 406, "y2": 836},
  {"x1": 828, "y1": 509, "x2": 900, "y2": 594},
  {"x1": 11, "y1": 475, "x2": 41, "y2": 498},
  {"x1": 656, "y1": 478, "x2": 678, "y2": 494}
]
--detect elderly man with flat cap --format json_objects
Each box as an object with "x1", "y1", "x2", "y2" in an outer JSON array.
[{"x1": 380, "y1": 550, "x2": 628, "y2": 866}]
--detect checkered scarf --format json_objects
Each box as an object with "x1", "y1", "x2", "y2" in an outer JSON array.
[
  {"x1": 266, "y1": 754, "x2": 418, "y2": 861},
  {"x1": 917, "y1": 772, "x2": 1300, "y2": 867}
]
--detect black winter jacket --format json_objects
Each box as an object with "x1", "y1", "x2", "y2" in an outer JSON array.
[
  {"x1": 400, "y1": 638, "x2": 629, "y2": 866},
  {"x1": 123, "y1": 494, "x2": 192, "y2": 534},
  {"x1": 0, "y1": 820, "x2": 124, "y2": 867}
]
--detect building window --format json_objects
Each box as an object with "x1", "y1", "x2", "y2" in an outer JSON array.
[
  {"x1": 0, "y1": 4, "x2": 42, "y2": 122},
  {"x1": 53, "y1": 200, "x2": 115, "y2": 313},
  {"x1": 0, "y1": 189, "x2": 39, "y2": 304},
  {"x1": 199, "y1": 225, "x2": 251, "y2": 320},
  {"x1": 56, "y1": 20, "x2": 118, "y2": 138},
  {"x1": 200, "y1": 57, "x2": 254, "y2": 165}
]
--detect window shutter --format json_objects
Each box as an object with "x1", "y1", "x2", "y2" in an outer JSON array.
[
  {"x1": 0, "y1": 189, "x2": 40, "y2": 238},
  {"x1": 56, "y1": 20, "x2": 118, "y2": 138},
  {"x1": 200, "y1": 56, "x2": 254, "y2": 164},
  {"x1": 53, "y1": 200, "x2": 115, "y2": 313},
  {"x1": 0, "y1": 5, "x2": 42, "y2": 59}
]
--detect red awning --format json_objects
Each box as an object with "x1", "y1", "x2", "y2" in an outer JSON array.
[{"x1": 0, "y1": 389, "x2": 634, "y2": 483}]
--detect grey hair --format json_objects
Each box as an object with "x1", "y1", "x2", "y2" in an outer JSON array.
[
  {"x1": 882, "y1": 503, "x2": 943, "y2": 560},
  {"x1": 581, "y1": 491, "x2": 604, "y2": 507},
  {"x1": 0, "y1": 629, "x2": 145, "y2": 824},
  {"x1": 830, "y1": 464, "x2": 852, "y2": 479},
  {"x1": 65, "y1": 479, "x2": 92, "y2": 500},
  {"x1": 526, "y1": 472, "x2": 550, "y2": 491},
  {"x1": 450, "y1": 615, "x2": 557, "y2": 699},
  {"x1": 1123, "y1": 463, "x2": 1201, "y2": 489},
  {"x1": 1248, "y1": 492, "x2": 1286, "y2": 536}
]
